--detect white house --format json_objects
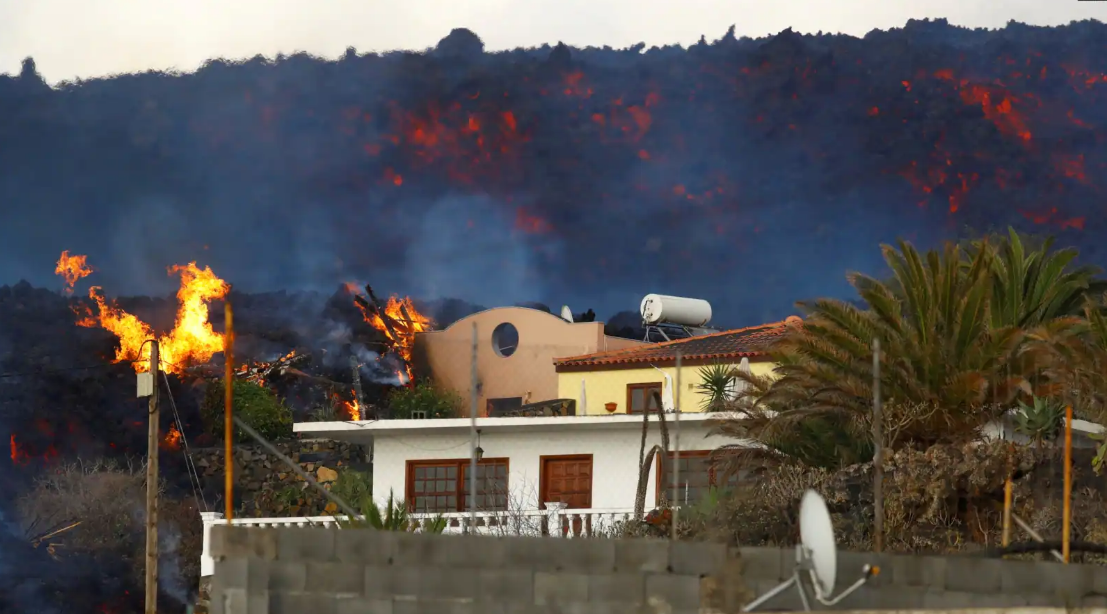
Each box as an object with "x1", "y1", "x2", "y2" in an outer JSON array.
[
  {"x1": 197, "y1": 405, "x2": 1107, "y2": 576},
  {"x1": 198, "y1": 412, "x2": 748, "y2": 575},
  {"x1": 297, "y1": 412, "x2": 742, "y2": 522}
]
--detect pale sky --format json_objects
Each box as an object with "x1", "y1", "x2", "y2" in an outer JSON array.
[{"x1": 0, "y1": 0, "x2": 1103, "y2": 84}]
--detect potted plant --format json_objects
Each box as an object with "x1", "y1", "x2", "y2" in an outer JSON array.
[{"x1": 604, "y1": 402, "x2": 618, "y2": 413}]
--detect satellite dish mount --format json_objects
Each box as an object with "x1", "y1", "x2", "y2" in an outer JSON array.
[{"x1": 743, "y1": 490, "x2": 879, "y2": 612}]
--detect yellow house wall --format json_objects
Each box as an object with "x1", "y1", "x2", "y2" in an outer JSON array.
[{"x1": 556, "y1": 361, "x2": 778, "y2": 415}]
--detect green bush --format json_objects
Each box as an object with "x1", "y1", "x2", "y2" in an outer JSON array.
[
  {"x1": 330, "y1": 469, "x2": 372, "y2": 507},
  {"x1": 201, "y1": 378, "x2": 293, "y2": 443},
  {"x1": 387, "y1": 378, "x2": 462, "y2": 419}
]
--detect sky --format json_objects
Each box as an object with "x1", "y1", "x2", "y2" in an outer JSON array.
[{"x1": 1, "y1": 0, "x2": 1104, "y2": 84}]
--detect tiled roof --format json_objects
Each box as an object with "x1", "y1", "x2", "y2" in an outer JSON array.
[{"x1": 554, "y1": 317, "x2": 800, "y2": 369}]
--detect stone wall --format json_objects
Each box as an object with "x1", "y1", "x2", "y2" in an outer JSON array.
[
  {"x1": 740, "y1": 546, "x2": 1107, "y2": 609},
  {"x1": 208, "y1": 525, "x2": 750, "y2": 614},
  {"x1": 194, "y1": 439, "x2": 369, "y2": 517}
]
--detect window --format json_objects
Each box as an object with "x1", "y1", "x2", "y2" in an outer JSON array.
[
  {"x1": 656, "y1": 451, "x2": 742, "y2": 505},
  {"x1": 410, "y1": 410, "x2": 427, "y2": 420},
  {"x1": 407, "y1": 459, "x2": 509, "y2": 513},
  {"x1": 491, "y1": 322, "x2": 519, "y2": 357},
  {"x1": 627, "y1": 383, "x2": 663, "y2": 413}
]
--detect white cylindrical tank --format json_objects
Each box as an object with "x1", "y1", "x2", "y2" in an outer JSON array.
[{"x1": 640, "y1": 294, "x2": 713, "y2": 327}]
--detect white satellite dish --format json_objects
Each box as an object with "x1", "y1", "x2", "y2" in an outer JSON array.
[
  {"x1": 560, "y1": 305, "x2": 574, "y2": 322},
  {"x1": 743, "y1": 489, "x2": 878, "y2": 612},
  {"x1": 800, "y1": 490, "x2": 837, "y2": 594}
]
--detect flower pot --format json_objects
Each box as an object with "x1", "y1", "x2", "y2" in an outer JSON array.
[{"x1": 604, "y1": 402, "x2": 618, "y2": 413}]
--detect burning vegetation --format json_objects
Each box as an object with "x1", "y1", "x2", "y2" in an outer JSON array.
[
  {"x1": 350, "y1": 283, "x2": 433, "y2": 383},
  {"x1": 66, "y1": 259, "x2": 230, "y2": 374},
  {"x1": 50, "y1": 251, "x2": 429, "y2": 425}
]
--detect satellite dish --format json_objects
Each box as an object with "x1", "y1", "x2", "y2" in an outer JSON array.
[
  {"x1": 560, "y1": 305, "x2": 574, "y2": 322},
  {"x1": 742, "y1": 489, "x2": 877, "y2": 612},
  {"x1": 799, "y1": 490, "x2": 837, "y2": 595}
]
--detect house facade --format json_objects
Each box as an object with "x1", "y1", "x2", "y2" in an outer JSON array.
[
  {"x1": 553, "y1": 318, "x2": 800, "y2": 414},
  {"x1": 295, "y1": 413, "x2": 741, "y2": 515},
  {"x1": 412, "y1": 307, "x2": 644, "y2": 417}
]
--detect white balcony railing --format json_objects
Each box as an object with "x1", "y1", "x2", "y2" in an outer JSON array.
[{"x1": 200, "y1": 505, "x2": 636, "y2": 576}]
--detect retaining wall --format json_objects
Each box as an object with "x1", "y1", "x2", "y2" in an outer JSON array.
[
  {"x1": 740, "y1": 546, "x2": 1107, "y2": 609},
  {"x1": 208, "y1": 525, "x2": 749, "y2": 614},
  {"x1": 208, "y1": 525, "x2": 1107, "y2": 613}
]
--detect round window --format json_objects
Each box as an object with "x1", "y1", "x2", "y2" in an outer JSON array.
[{"x1": 491, "y1": 322, "x2": 519, "y2": 357}]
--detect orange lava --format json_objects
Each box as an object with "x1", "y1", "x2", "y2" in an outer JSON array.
[{"x1": 162, "y1": 424, "x2": 182, "y2": 450}]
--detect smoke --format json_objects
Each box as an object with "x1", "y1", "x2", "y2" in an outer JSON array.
[
  {"x1": 400, "y1": 193, "x2": 563, "y2": 308},
  {"x1": 317, "y1": 319, "x2": 404, "y2": 385},
  {"x1": 158, "y1": 522, "x2": 190, "y2": 606}
]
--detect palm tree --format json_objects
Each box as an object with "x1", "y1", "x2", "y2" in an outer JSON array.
[
  {"x1": 713, "y1": 238, "x2": 1030, "y2": 475},
  {"x1": 968, "y1": 227, "x2": 1103, "y2": 330},
  {"x1": 707, "y1": 372, "x2": 873, "y2": 474}
]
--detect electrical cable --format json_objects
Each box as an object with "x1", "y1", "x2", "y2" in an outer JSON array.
[{"x1": 161, "y1": 370, "x2": 209, "y2": 513}]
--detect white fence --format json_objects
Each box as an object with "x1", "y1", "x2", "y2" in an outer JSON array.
[{"x1": 200, "y1": 505, "x2": 636, "y2": 576}]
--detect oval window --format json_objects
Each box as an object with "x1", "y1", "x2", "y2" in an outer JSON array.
[{"x1": 491, "y1": 322, "x2": 519, "y2": 357}]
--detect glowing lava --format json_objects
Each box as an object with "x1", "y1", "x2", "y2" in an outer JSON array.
[
  {"x1": 162, "y1": 424, "x2": 182, "y2": 450},
  {"x1": 57, "y1": 252, "x2": 230, "y2": 373}
]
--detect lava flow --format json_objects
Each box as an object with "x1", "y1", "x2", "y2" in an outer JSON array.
[
  {"x1": 58, "y1": 252, "x2": 230, "y2": 374},
  {"x1": 161, "y1": 424, "x2": 182, "y2": 450},
  {"x1": 10, "y1": 433, "x2": 59, "y2": 465}
]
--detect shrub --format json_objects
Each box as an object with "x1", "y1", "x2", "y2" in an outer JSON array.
[
  {"x1": 201, "y1": 378, "x2": 293, "y2": 443},
  {"x1": 339, "y1": 489, "x2": 447, "y2": 533},
  {"x1": 330, "y1": 468, "x2": 372, "y2": 508},
  {"x1": 14, "y1": 458, "x2": 201, "y2": 598},
  {"x1": 387, "y1": 378, "x2": 462, "y2": 419}
]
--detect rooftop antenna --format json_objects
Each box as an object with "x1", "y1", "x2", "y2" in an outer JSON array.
[
  {"x1": 743, "y1": 490, "x2": 879, "y2": 612},
  {"x1": 560, "y1": 305, "x2": 574, "y2": 323}
]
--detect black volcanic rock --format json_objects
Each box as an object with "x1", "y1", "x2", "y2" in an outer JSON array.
[
  {"x1": 3, "y1": 22, "x2": 1107, "y2": 326},
  {"x1": 435, "y1": 28, "x2": 485, "y2": 59}
]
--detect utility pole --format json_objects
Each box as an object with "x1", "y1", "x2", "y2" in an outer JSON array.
[
  {"x1": 145, "y1": 340, "x2": 160, "y2": 614},
  {"x1": 872, "y1": 338, "x2": 884, "y2": 554}
]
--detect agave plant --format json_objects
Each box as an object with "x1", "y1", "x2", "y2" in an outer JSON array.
[
  {"x1": 1013, "y1": 396, "x2": 1065, "y2": 447},
  {"x1": 339, "y1": 489, "x2": 446, "y2": 533},
  {"x1": 695, "y1": 363, "x2": 738, "y2": 411}
]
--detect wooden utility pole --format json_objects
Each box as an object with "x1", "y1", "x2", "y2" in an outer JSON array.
[
  {"x1": 145, "y1": 340, "x2": 160, "y2": 614},
  {"x1": 872, "y1": 338, "x2": 884, "y2": 553},
  {"x1": 224, "y1": 301, "x2": 235, "y2": 523}
]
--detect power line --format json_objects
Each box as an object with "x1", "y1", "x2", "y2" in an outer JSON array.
[{"x1": 0, "y1": 360, "x2": 139, "y2": 380}]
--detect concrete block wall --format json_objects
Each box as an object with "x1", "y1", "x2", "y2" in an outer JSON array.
[
  {"x1": 740, "y1": 546, "x2": 1107, "y2": 609},
  {"x1": 208, "y1": 525, "x2": 751, "y2": 614}
]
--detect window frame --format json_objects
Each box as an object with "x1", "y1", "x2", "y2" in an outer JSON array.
[
  {"x1": 626, "y1": 382, "x2": 664, "y2": 414},
  {"x1": 404, "y1": 457, "x2": 511, "y2": 514},
  {"x1": 654, "y1": 450, "x2": 739, "y2": 505}
]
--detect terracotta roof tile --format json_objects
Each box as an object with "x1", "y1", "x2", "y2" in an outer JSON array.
[{"x1": 554, "y1": 317, "x2": 800, "y2": 369}]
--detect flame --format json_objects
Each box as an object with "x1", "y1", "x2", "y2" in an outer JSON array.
[
  {"x1": 347, "y1": 389, "x2": 361, "y2": 421},
  {"x1": 59, "y1": 256, "x2": 230, "y2": 374},
  {"x1": 354, "y1": 294, "x2": 432, "y2": 381},
  {"x1": 162, "y1": 424, "x2": 182, "y2": 450},
  {"x1": 55, "y1": 250, "x2": 93, "y2": 294}
]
